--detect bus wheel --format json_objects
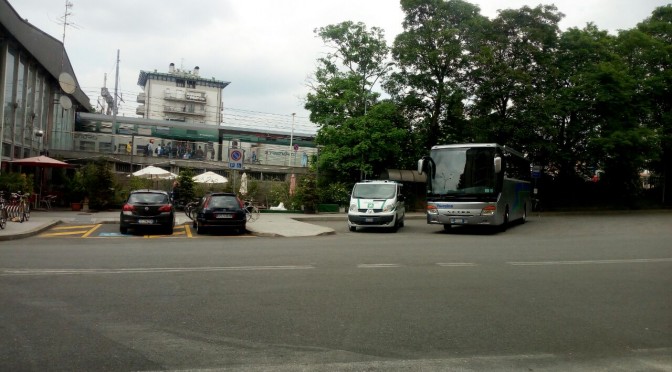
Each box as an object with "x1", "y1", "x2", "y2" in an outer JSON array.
[{"x1": 500, "y1": 208, "x2": 510, "y2": 232}]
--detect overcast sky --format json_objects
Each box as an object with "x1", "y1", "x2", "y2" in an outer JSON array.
[{"x1": 10, "y1": 0, "x2": 669, "y2": 133}]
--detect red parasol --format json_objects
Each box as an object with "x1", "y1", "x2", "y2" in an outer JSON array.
[{"x1": 10, "y1": 155, "x2": 70, "y2": 168}]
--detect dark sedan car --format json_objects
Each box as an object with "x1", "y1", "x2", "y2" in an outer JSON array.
[
  {"x1": 193, "y1": 192, "x2": 246, "y2": 234},
  {"x1": 120, "y1": 189, "x2": 175, "y2": 234}
]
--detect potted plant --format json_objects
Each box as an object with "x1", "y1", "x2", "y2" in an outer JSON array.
[{"x1": 65, "y1": 171, "x2": 87, "y2": 211}]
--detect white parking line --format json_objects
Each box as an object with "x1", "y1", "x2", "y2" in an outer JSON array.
[
  {"x1": 507, "y1": 258, "x2": 672, "y2": 266},
  {"x1": 437, "y1": 262, "x2": 478, "y2": 267},
  {"x1": 0, "y1": 265, "x2": 315, "y2": 276},
  {"x1": 357, "y1": 264, "x2": 401, "y2": 268}
]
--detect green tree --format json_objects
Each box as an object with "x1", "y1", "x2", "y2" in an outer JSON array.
[
  {"x1": 307, "y1": 21, "x2": 411, "y2": 183},
  {"x1": 80, "y1": 159, "x2": 116, "y2": 210},
  {"x1": 315, "y1": 101, "x2": 411, "y2": 181},
  {"x1": 537, "y1": 25, "x2": 615, "y2": 182},
  {"x1": 469, "y1": 4, "x2": 563, "y2": 153},
  {"x1": 386, "y1": 0, "x2": 485, "y2": 149},
  {"x1": 176, "y1": 169, "x2": 196, "y2": 204},
  {"x1": 618, "y1": 5, "x2": 672, "y2": 205}
]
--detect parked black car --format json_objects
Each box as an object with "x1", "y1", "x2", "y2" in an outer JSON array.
[
  {"x1": 193, "y1": 192, "x2": 246, "y2": 234},
  {"x1": 120, "y1": 189, "x2": 175, "y2": 234}
]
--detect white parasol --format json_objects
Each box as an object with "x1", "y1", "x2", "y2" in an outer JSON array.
[
  {"x1": 239, "y1": 172, "x2": 248, "y2": 196},
  {"x1": 192, "y1": 171, "x2": 228, "y2": 184},
  {"x1": 132, "y1": 165, "x2": 177, "y2": 179}
]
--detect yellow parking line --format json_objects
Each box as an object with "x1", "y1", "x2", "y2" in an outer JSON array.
[
  {"x1": 39, "y1": 230, "x2": 90, "y2": 237},
  {"x1": 81, "y1": 224, "x2": 102, "y2": 238},
  {"x1": 185, "y1": 224, "x2": 193, "y2": 238},
  {"x1": 52, "y1": 224, "x2": 96, "y2": 230}
]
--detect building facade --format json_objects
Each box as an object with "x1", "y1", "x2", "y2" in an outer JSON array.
[
  {"x1": 0, "y1": 0, "x2": 91, "y2": 172},
  {"x1": 136, "y1": 63, "x2": 229, "y2": 125},
  {"x1": 1, "y1": 0, "x2": 315, "y2": 188}
]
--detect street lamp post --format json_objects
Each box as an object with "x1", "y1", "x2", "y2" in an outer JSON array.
[{"x1": 288, "y1": 113, "x2": 295, "y2": 166}]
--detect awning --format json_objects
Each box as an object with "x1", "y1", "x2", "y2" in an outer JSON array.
[{"x1": 381, "y1": 169, "x2": 426, "y2": 183}]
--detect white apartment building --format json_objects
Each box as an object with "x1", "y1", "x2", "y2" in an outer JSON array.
[{"x1": 136, "y1": 63, "x2": 230, "y2": 125}]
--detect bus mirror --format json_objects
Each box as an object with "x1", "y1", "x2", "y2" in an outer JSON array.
[
  {"x1": 494, "y1": 157, "x2": 502, "y2": 173},
  {"x1": 417, "y1": 159, "x2": 425, "y2": 175}
]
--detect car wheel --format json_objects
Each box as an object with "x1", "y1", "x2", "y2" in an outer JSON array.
[
  {"x1": 196, "y1": 222, "x2": 206, "y2": 235},
  {"x1": 164, "y1": 224, "x2": 174, "y2": 235},
  {"x1": 443, "y1": 224, "x2": 452, "y2": 233},
  {"x1": 349, "y1": 225, "x2": 356, "y2": 232},
  {"x1": 120, "y1": 225, "x2": 128, "y2": 234},
  {"x1": 521, "y1": 205, "x2": 527, "y2": 224},
  {"x1": 392, "y1": 218, "x2": 400, "y2": 233}
]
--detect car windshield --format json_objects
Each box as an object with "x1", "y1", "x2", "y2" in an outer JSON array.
[
  {"x1": 128, "y1": 193, "x2": 168, "y2": 204},
  {"x1": 352, "y1": 184, "x2": 396, "y2": 199}
]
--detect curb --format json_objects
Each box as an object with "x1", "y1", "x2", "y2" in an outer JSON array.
[{"x1": 0, "y1": 220, "x2": 62, "y2": 241}]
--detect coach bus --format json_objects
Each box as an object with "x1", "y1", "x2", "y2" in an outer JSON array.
[{"x1": 417, "y1": 143, "x2": 532, "y2": 231}]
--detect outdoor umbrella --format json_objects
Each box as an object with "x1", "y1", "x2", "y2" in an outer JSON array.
[
  {"x1": 10, "y1": 155, "x2": 70, "y2": 168},
  {"x1": 132, "y1": 165, "x2": 177, "y2": 179},
  {"x1": 11, "y1": 156, "x2": 71, "y2": 207},
  {"x1": 192, "y1": 171, "x2": 228, "y2": 184},
  {"x1": 289, "y1": 173, "x2": 296, "y2": 196},
  {"x1": 239, "y1": 172, "x2": 248, "y2": 196}
]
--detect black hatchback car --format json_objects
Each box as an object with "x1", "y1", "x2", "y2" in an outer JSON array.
[
  {"x1": 120, "y1": 189, "x2": 175, "y2": 234},
  {"x1": 193, "y1": 192, "x2": 246, "y2": 234}
]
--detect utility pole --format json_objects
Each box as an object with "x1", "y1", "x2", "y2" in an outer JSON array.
[{"x1": 112, "y1": 49, "x2": 120, "y2": 152}]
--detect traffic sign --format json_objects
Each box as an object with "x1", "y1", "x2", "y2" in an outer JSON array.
[{"x1": 228, "y1": 149, "x2": 244, "y2": 169}]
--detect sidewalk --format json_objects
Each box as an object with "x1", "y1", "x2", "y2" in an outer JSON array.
[{"x1": 0, "y1": 209, "x2": 346, "y2": 241}]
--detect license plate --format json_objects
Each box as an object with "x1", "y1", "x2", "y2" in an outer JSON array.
[
  {"x1": 365, "y1": 218, "x2": 374, "y2": 223},
  {"x1": 451, "y1": 218, "x2": 466, "y2": 224},
  {"x1": 138, "y1": 219, "x2": 154, "y2": 224},
  {"x1": 216, "y1": 214, "x2": 232, "y2": 219}
]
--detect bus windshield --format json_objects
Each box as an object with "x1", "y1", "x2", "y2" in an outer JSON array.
[{"x1": 429, "y1": 147, "x2": 497, "y2": 195}]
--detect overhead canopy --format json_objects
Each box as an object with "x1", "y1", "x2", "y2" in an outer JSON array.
[{"x1": 381, "y1": 169, "x2": 426, "y2": 183}]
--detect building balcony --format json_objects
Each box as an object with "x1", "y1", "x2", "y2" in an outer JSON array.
[
  {"x1": 136, "y1": 105, "x2": 146, "y2": 116},
  {"x1": 163, "y1": 105, "x2": 206, "y2": 116},
  {"x1": 137, "y1": 92, "x2": 145, "y2": 103}
]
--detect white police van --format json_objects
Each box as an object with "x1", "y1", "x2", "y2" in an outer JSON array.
[{"x1": 347, "y1": 180, "x2": 405, "y2": 232}]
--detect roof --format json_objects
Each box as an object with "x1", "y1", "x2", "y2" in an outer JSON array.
[
  {"x1": 137, "y1": 70, "x2": 230, "y2": 89},
  {"x1": 0, "y1": 0, "x2": 92, "y2": 111},
  {"x1": 380, "y1": 170, "x2": 426, "y2": 183}
]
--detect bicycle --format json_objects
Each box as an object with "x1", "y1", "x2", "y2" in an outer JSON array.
[
  {"x1": 9, "y1": 192, "x2": 30, "y2": 223},
  {"x1": 244, "y1": 200, "x2": 260, "y2": 222},
  {"x1": 184, "y1": 199, "x2": 201, "y2": 221},
  {"x1": 0, "y1": 192, "x2": 8, "y2": 230}
]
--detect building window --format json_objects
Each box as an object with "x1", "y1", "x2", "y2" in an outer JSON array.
[
  {"x1": 79, "y1": 141, "x2": 95, "y2": 151},
  {"x1": 176, "y1": 79, "x2": 185, "y2": 87},
  {"x1": 187, "y1": 80, "x2": 196, "y2": 88},
  {"x1": 99, "y1": 142, "x2": 112, "y2": 153}
]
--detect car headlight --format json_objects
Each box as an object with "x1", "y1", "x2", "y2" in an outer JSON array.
[
  {"x1": 383, "y1": 204, "x2": 395, "y2": 212},
  {"x1": 349, "y1": 204, "x2": 357, "y2": 212}
]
